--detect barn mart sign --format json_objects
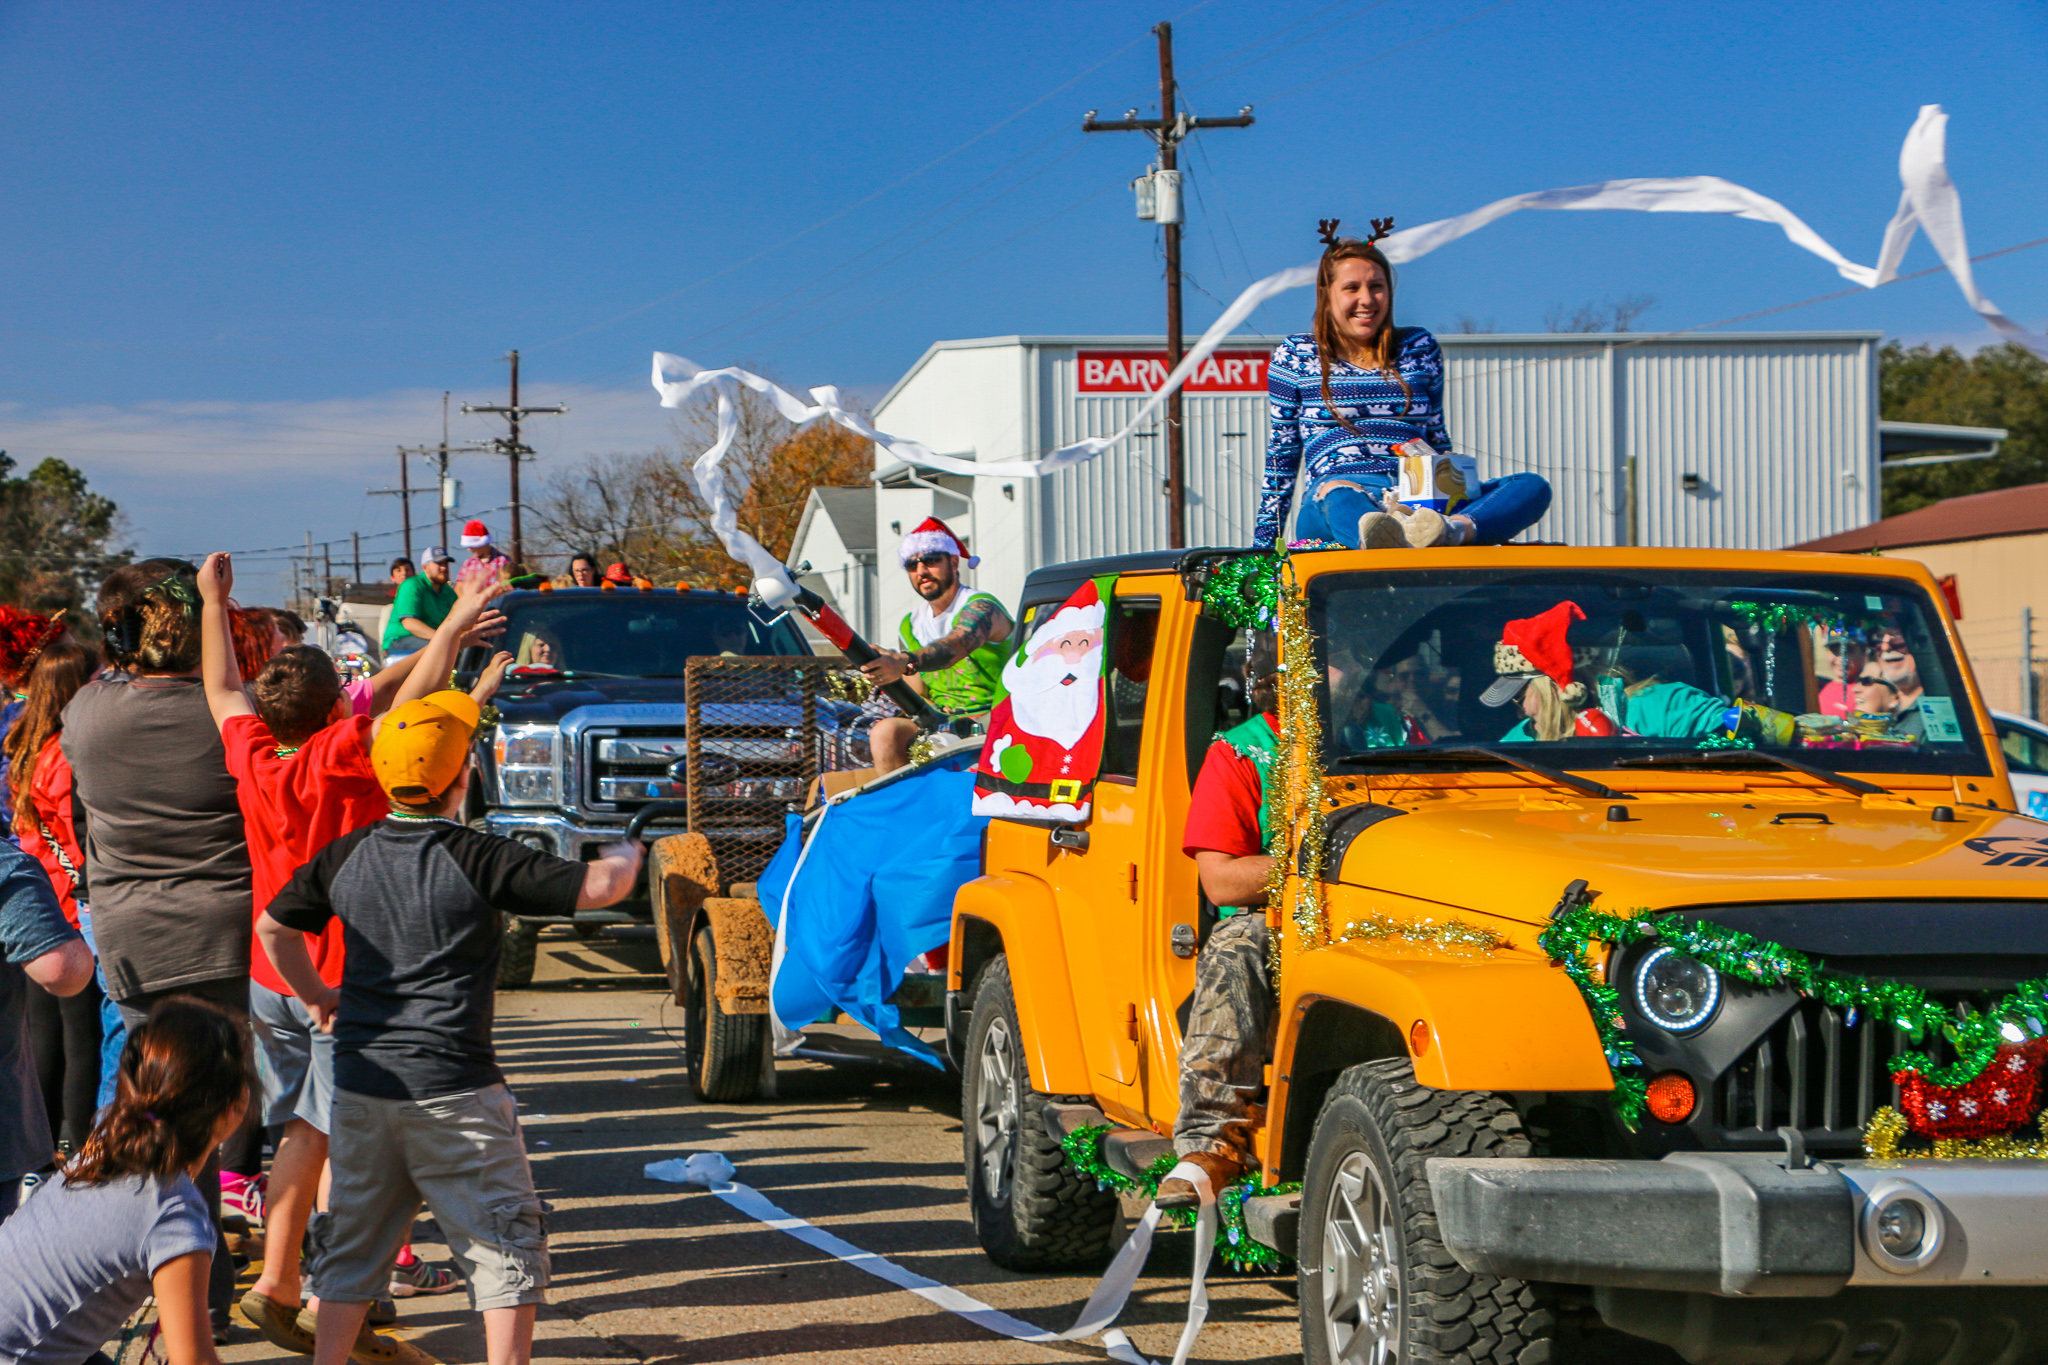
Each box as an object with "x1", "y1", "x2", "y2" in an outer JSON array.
[{"x1": 1075, "y1": 350, "x2": 1269, "y2": 394}]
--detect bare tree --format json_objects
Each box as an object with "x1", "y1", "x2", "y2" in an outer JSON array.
[
  {"x1": 529, "y1": 381, "x2": 875, "y2": 590},
  {"x1": 1451, "y1": 314, "x2": 1499, "y2": 335},
  {"x1": 1544, "y1": 294, "x2": 1659, "y2": 334}
]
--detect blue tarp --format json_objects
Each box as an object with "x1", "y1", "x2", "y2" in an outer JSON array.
[{"x1": 756, "y1": 753, "x2": 987, "y2": 1067}]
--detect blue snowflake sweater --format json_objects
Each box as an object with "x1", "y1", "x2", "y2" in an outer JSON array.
[{"x1": 1254, "y1": 328, "x2": 1452, "y2": 548}]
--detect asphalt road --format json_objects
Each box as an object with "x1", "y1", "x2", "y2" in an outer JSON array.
[{"x1": 225, "y1": 926, "x2": 1303, "y2": 1365}]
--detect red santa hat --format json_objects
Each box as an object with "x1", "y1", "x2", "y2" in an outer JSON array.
[
  {"x1": 460, "y1": 519, "x2": 492, "y2": 548},
  {"x1": 1480, "y1": 601, "x2": 1588, "y2": 707},
  {"x1": 897, "y1": 516, "x2": 977, "y2": 569}
]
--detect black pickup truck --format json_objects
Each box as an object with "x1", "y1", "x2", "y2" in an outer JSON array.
[{"x1": 455, "y1": 585, "x2": 871, "y2": 986}]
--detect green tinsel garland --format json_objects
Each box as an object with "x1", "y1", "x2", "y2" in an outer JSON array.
[
  {"x1": 1199, "y1": 552, "x2": 1282, "y2": 629},
  {"x1": 1059, "y1": 1126, "x2": 1303, "y2": 1271},
  {"x1": 1538, "y1": 895, "x2": 2048, "y2": 1130}
]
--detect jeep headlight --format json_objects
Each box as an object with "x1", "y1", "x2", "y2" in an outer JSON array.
[
  {"x1": 1633, "y1": 945, "x2": 1721, "y2": 1033},
  {"x1": 493, "y1": 725, "x2": 558, "y2": 805}
]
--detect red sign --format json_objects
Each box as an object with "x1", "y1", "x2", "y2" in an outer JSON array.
[{"x1": 1076, "y1": 350, "x2": 1269, "y2": 394}]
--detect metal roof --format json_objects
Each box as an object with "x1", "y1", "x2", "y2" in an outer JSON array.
[{"x1": 1793, "y1": 480, "x2": 2048, "y2": 552}]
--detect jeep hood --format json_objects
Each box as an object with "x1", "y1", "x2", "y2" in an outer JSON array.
[{"x1": 1328, "y1": 796, "x2": 2048, "y2": 927}]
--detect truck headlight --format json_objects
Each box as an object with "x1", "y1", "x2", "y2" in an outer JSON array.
[
  {"x1": 1633, "y1": 945, "x2": 1721, "y2": 1033},
  {"x1": 493, "y1": 725, "x2": 558, "y2": 805}
]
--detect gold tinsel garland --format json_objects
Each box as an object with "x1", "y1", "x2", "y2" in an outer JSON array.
[
  {"x1": 1337, "y1": 915, "x2": 1508, "y2": 957},
  {"x1": 1263, "y1": 561, "x2": 1331, "y2": 961},
  {"x1": 1864, "y1": 1105, "x2": 2048, "y2": 1160}
]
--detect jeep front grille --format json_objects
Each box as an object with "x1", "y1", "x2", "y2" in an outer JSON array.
[{"x1": 1714, "y1": 994, "x2": 1987, "y2": 1146}]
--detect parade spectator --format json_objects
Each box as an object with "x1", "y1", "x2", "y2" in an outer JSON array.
[
  {"x1": 6, "y1": 641, "x2": 103, "y2": 1160},
  {"x1": 0, "y1": 608, "x2": 66, "y2": 850},
  {"x1": 0, "y1": 839, "x2": 91, "y2": 1224},
  {"x1": 197, "y1": 553, "x2": 509, "y2": 1346},
  {"x1": 269, "y1": 608, "x2": 308, "y2": 647},
  {"x1": 568, "y1": 552, "x2": 600, "y2": 588},
  {"x1": 257, "y1": 690, "x2": 643, "y2": 1365},
  {"x1": 860, "y1": 517, "x2": 1012, "y2": 773},
  {"x1": 601, "y1": 561, "x2": 635, "y2": 587},
  {"x1": 1258, "y1": 223, "x2": 1551, "y2": 551},
  {"x1": 230, "y1": 605, "x2": 284, "y2": 683},
  {"x1": 456, "y1": 520, "x2": 513, "y2": 591},
  {"x1": 382, "y1": 548, "x2": 456, "y2": 660},
  {"x1": 388, "y1": 558, "x2": 414, "y2": 587},
  {"x1": 62, "y1": 558, "x2": 251, "y2": 1331},
  {"x1": 0, "y1": 996, "x2": 247, "y2": 1363}
]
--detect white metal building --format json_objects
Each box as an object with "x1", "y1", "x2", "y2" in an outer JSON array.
[{"x1": 801, "y1": 331, "x2": 1897, "y2": 635}]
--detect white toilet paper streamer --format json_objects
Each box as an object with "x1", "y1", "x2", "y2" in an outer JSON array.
[
  {"x1": 655, "y1": 104, "x2": 2038, "y2": 599},
  {"x1": 645, "y1": 1152, "x2": 1219, "y2": 1365}
]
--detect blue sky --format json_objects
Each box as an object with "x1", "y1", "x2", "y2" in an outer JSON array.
[{"x1": 2, "y1": 0, "x2": 2043, "y2": 600}]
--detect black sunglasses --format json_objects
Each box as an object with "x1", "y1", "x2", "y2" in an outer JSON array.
[{"x1": 907, "y1": 552, "x2": 951, "y2": 569}]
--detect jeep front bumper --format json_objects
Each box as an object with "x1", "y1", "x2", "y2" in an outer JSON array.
[{"x1": 1427, "y1": 1153, "x2": 2048, "y2": 1294}]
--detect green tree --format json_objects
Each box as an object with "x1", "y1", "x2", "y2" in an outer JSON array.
[
  {"x1": 1880, "y1": 341, "x2": 2048, "y2": 517},
  {"x1": 0, "y1": 453, "x2": 131, "y2": 614}
]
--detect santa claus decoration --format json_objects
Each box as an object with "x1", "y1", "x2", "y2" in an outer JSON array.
[{"x1": 971, "y1": 579, "x2": 1111, "y2": 822}]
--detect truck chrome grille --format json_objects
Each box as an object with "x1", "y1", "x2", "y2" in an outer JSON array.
[{"x1": 1714, "y1": 993, "x2": 1989, "y2": 1145}]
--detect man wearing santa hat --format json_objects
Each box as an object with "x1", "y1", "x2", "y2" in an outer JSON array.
[
  {"x1": 860, "y1": 517, "x2": 1012, "y2": 773},
  {"x1": 455, "y1": 518, "x2": 513, "y2": 591}
]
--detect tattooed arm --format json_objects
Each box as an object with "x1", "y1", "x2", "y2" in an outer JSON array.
[{"x1": 862, "y1": 596, "x2": 1012, "y2": 687}]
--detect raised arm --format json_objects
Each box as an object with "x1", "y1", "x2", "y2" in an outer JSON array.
[
  {"x1": 361, "y1": 607, "x2": 505, "y2": 715},
  {"x1": 468, "y1": 651, "x2": 514, "y2": 707},
  {"x1": 390, "y1": 576, "x2": 510, "y2": 712},
  {"x1": 196, "y1": 552, "x2": 254, "y2": 730}
]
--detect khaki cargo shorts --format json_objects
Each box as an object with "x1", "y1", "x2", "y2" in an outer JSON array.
[{"x1": 309, "y1": 1083, "x2": 548, "y2": 1311}]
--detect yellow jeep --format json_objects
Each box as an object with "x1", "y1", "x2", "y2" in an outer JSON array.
[{"x1": 949, "y1": 545, "x2": 2048, "y2": 1365}]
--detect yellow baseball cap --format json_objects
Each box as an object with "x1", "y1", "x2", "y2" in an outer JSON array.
[{"x1": 373, "y1": 690, "x2": 481, "y2": 807}]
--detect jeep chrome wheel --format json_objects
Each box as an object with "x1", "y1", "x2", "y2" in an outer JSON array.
[
  {"x1": 961, "y1": 955, "x2": 1118, "y2": 1271},
  {"x1": 1300, "y1": 1059, "x2": 1555, "y2": 1365},
  {"x1": 974, "y1": 1014, "x2": 1020, "y2": 1205},
  {"x1": 1316, "y1": 1150, "x2": 1400, "y2": 1364}
]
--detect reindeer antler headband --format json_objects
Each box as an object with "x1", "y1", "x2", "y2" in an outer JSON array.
[{"x1": 1317, "y1": 216, "x2": 1398, "y2": 249}]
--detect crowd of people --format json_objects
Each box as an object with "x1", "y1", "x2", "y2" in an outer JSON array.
[{"x1": 0, "y1": 543, "x2": 643, "y2": 1365}]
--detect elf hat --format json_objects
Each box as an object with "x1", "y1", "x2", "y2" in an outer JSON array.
[
  {"x1": 372, "y1": 689, "x2": 481, "y2": 807},
  {"x1": 460, "y1": 519, "x2": 492, "y2": 548},
  {"x1": 898, "y1": 516, "x2": 978, "y2": 569},
  {"x1": 1480, "y1": 601, "x2": 1588, "y2": 707},
  {"x1": 0, "y1": 607, "x2": 64, "y2": 683}
]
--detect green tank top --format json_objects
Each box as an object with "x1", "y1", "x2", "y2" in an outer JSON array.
[{"x1": 898, "y1": 589, "x2": 1010, "y2": 715}]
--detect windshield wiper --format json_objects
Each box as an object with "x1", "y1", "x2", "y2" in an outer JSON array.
[
  {"x1": 1332, "y1": 745, "x2": 1628, "y2": 801},
  {"x1": 1613, "y1": 748, "x2": 1886, "y2": 797}
]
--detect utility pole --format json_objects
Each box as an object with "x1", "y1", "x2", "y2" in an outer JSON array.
[
  {"x1": 352, "y1": 531, "x2": 362, "y2": 584},
  {"x1": 464, "y1": 351, "x2": 566, "y2": 567},
  {"x1": 401, "y1": 396, "x2": 493, "y2": 553},
  {"x1": 1085, "y1": 21, "x2": 1252, "y2": 549},
  {"x1": 367, "y1": 448, "x2": 434, "y2": 561}
]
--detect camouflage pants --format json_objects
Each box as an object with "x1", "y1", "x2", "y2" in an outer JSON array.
[{"x1": 1173, "y1": 912, "x2": 1271, "y2": 1165}]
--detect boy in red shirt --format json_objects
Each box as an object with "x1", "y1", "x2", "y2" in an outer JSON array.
[{"x1": 196, "y1": 551, "x2": 512, "y2": 1352}]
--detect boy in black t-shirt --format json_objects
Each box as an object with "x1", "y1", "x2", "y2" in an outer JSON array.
[{"x1": 257, "y1": 690, "x2": 643, "y2": 1365}]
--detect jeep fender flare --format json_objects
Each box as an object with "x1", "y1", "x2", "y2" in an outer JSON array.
[
  {"x1": 951, "y1": 872, "x2": 1089, "y2": 1095},
  {"x1": 1272, "y1": 948, "x2": 1610, "y2": 1181}
]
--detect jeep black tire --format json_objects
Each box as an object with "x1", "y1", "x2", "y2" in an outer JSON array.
[
  {"x1": 1299, "y1": 1058, "x2": 1554, "y2": 1365},
  {"x1": 962, "y1": 955, "x2": 1117, "y2": 1271},
  {"x1": 684, "y1": 925, "x2": 766, "y2": 1103},
  {"x1": 497, "y1": 914, "x2": 540, "y2": 989}
]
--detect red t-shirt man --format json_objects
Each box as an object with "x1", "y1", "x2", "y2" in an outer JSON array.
[
  {"x1": 222, "y1": 712, "x2": 385, "y2": 992},
  {"x1": 1182, "y1": 713, "x2": 1274, "y2": 864}
]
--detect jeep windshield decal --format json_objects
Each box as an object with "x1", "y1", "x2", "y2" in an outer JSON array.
[
  {"x1": 1307, "y1": 567, "x2": 1993, "y2": 779},
  {"x1": 488, "y1": 592, "x2": 809, "y2": 684}
]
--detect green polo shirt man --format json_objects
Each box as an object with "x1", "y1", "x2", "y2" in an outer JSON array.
[{"x1": 383, "y1": 548, "x2": 458, "y2": 658}]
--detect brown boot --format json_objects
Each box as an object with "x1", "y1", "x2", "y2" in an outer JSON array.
[{"x1": 1155, "y1": 1150, "x2": 1246, "y2": 1210}]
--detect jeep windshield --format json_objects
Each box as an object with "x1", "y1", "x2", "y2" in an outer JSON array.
[
  {"x1": 1307, "y1": 567, "x2": 1993, "y2": 780},
  {"x1": 483, "y1": 590, "x2": 809, "y2": 683}
]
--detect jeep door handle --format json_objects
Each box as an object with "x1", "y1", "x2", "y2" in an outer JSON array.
[{"x1": 1048, "y1": 825, "x2": 1090, "y2": 852}]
